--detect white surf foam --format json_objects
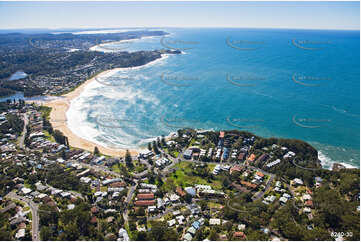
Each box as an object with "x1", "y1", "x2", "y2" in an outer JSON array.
[
  {"x1": 66, "y1": 54, "x2": 170, "y2": 150},
  {"x1": 318, "y1": 150, "x2": 358, "y2": 170}
]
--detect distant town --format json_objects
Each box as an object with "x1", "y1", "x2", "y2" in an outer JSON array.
[
  {"x1": 0, "y1": 100, "x2": 359, "y2": 241},
  {"x1": 0, "y1": 30, "x2": 180, "y2": 98}
]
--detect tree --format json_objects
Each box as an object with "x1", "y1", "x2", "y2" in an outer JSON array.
[
  {"x1": 0, "y1": 230, "x2": 11, "y2": 241},
  {"x1": 157, "y1": 176, "x2": 164, "y2": 186},
  {"x1": 129, "y1": 221, "x2": 137, "y2": 231},
  {"x1": 61, "y1": 149, "x2": 66, "y2": 159},
  {"x1": 40, "y1": 226, "x2": 54, "y2": 241},
  {"x1": 148, "y1": 221, "x2": 178, "y2": 240},
  {"x1": 152, "y1": 141, "x2": 160, "y2": 154},
  {"x1": 136, "y1": 231, "x2": 148, "y2": 241},
  {"x1": 135, "y1": 207, "x2": 146, "y2": 216},
  {"x1": 94, "y1": 146, "x2": 99, "y2": 155},
  {"x1": 209, "y1": 229, "x2": 219, "y2": 241},
  {"x1": 156, "y1": 137, "x2": 161, "y2": 147},
  {"x1": 39, "y1": 204, "x2": 59, "y2": 226},
  {"x1": 53, "y1": 130, "x2": 66, "y2": 145},
  {"x1": 184, "y1": 193, "x2": 192, "y2": 204},
  {"x1": 62, "y1": 223, "x2": 80, "y2": 240},
  {"x1": 161, "y1": 135, "x2": 166, "y2": 147},
  {"x1": 246, "y1": 230, "x2": 268, "y2": 240},
  {"x1": 125, "y1": 150, "x2": 133, "y2": 169}
]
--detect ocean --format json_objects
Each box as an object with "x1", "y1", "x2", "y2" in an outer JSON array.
[{"x1": 66, "y1": 28, "x2": 360, "y2": 169}]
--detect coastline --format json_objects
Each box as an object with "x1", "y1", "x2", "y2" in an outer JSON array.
[
  {"x1": 43, "y1": 69, "x2": 140, "y2": 157},
  {"x1": 40, "y1": 53, "x2": 170, "y2": 157},
  {"x1": 89, "y1": 35, "x2": 161, "y2": 52}
]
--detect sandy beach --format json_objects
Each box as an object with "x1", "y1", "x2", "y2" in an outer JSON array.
[
  {"x1": 30, "y1": 50, "x2": 170, "y2": 157},
  {"x1": 43, "y1": 69, "x2": 139, "y2": 157}
]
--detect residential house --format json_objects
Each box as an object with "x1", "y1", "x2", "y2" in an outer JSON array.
[
  {"x1": 137, "y1": 193, "x2": 154, "y2": 200},
  {"x1": 209, "y1": 218, "x2": 221, "y2": 225},
  {"x1": 135, "y1": 200, "x2": 155, "y2": 207},
  {"x1": 233, "y1": 232, "x2": 246, "y2": 240}
]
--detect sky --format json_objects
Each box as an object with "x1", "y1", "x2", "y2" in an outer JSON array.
[{"x1": 0, "y1": 1, "x2": 359, "y2": 30}]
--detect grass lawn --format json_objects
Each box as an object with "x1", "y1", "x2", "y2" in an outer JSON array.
[
  {"x1": 208, "y1": 201, "x2": 222, "y2": 209},
  {"x1": 168, "y1": 162, "x2": 223, "y2": 189},
  {"x1": 39, "y1": 106, "x2": 52, "y2": 118},
  {"x1": 169, "y1": 150, "x2": 179, "y2": 158},
  {"x1": 163, "y1": 213, "x2": 173, "y2": 221},
  {"x1": 23, "y1": 182, "x2": 31, "y2": 189},
  {"x1": 134, "y1": 165, "x2": 146, "y2": 173},
  {"x1": 188, "y1": 138, "x2": 197, "y2": 147},
  {"x1": 43, "y1": 130, "x2": 56, "y2": 142},
  {"x1": 111, "y1": 164, "x2": 121, "y2": 173}
]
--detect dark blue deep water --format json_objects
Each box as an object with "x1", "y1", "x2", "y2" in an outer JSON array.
[{"x1": 68, "y1": 28, "x2": 360, "y2": 168}]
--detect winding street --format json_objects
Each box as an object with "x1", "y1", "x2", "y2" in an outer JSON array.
[
  {"x1": 72, "y1": 161, "x2": 121, "y2": 178},
  {"x1": 45, "y1": 183, "x2": 84, "y2": 200},
  {"x1": 250, "y1": 166, "x2": 276, "y2": 201},
  {"x1": 6, "y1": 191, "x2": 40, "y2": 241}
]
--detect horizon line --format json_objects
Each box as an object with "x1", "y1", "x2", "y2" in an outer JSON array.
[{"x1": 0, "y1": 26, "x2": 359, "y2": 32}]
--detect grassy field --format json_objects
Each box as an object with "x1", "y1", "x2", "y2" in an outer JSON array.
[
  {"x1": 167, "y1": 161, "x2": 222, "y2": 189},
  {"x1": 39, "y1": 106, "x2": 52, "y2": 119},
  {"x1": 111, "y1": 164, "x2": 121, "y2": 173},
  {"x1": 43, "y1": 129, "x2": 56, "y2": 142}
]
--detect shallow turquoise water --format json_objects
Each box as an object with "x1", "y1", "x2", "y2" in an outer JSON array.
[{"x1": 67, "y1": 28, "x2": 360, "y2": 168}]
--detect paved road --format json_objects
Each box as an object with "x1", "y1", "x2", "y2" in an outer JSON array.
[
  {"x1": 73, "y1": 160, "x2": 150, "y2": 179},
  {"x1": 226, "y1": 198, "x2": 249, "y2": 213},
  {"x1": 291, "y1": 159, "x2": 322, "y2": 171},
  {"x1": 19, "y1": 113, "x2": 28, "y2": 149},
  {"x1": 73, "y1": 161, "x2": 121, "y2": 178},
  {"x1": 122, "y1": 182, "x2": 137, "y2": 226},
  {"x1": 6, "y1": 191, "x2": 40, "y2": 241},
  {"x1": 45, "y1": 183, "x2": 84, "y2": 200},
  {"x1": 250, "y1": 166, "x2": 276, "y2": 201}
]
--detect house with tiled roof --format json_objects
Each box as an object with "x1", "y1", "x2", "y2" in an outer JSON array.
[
  {"x1": 176, "y1": 187, "x2": 186, "y2": 197},
  {"x1": 241, "y1": 181, "x2": 257, "y2": 190},
  {"x1": 233, "y1": 231, "x2": 246, "y2": 240},
  {"x1": 135, "y1": 200, "x2": 155, "y2": 207},
  {"x1": 137, "y1": 193, "x2": 154, "y2": 200},
  {"x1": 248, "y1": 154, "x2": 256, "y2": 161},
  {"x1": 305, "y1": 200, "x2": 313, "y2": 208},
  {"x1": 230, "y1": 165, "x2": 243, "y2": 175},
  {"x1": 90, "y1": 216, "x2": 97, "y2": 224}
]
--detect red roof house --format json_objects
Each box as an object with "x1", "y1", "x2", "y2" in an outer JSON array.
[
  {"x1": 230, "y1": 165, "x2": 243, "y2": 175},
  {"x1": 137, "y1": 193, "x2": 154, "y2": 200},
  {"x1": 135, "y1": 200, "x2": 155, "y2": 207},
  {"x1": 176, "y1": 187, "x2": 186, "y2": 197},
  {"x1": 233, "y1": 232, "x2": 246, "y2": 239}
]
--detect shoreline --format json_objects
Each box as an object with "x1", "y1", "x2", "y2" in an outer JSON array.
[
  {"x1": 89, "y1": 35, "x2": 162, "y2": 53},
  {"x1": 41, "y1": 53, "x2": 170, "y2": 157},
  {"x1": 43, "y1": 69, "x2": 140, "y2": 157}
]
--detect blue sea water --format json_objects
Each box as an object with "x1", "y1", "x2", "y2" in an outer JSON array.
[{"x1": 67, "y1": 28, "x2": 360, "y2": 169}]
